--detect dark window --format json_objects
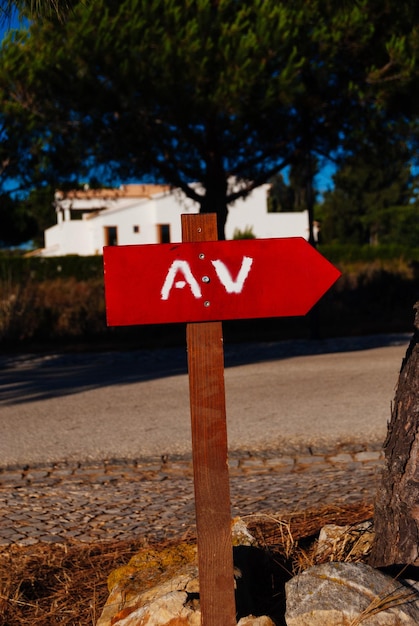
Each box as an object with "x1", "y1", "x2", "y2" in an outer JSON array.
[
  {"x1": 157, "y1": 224, "x2": 171, "y2": 243},
  {"x1": 133, "y1": 225, "x2": 140, "y2": 233},
  {"x1": 105, "y1": 226, "x2": 118, "y2": 246}
]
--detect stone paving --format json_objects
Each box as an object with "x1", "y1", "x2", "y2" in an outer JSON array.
[{"x1": 0, "y1": 445, "x2": 384, "y2": 546}]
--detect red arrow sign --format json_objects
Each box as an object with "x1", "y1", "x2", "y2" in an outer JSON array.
[{"x1": 103, "y1": 237, "x2": 341, "y2": 326}]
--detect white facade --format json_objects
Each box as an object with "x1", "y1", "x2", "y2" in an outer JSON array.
[{"x1": 39, "y1": 183, "x2": 311, "y2": 256}]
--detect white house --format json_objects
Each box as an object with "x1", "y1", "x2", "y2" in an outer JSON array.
[{"x1": 38, "y1": 183, "x2": 312, "y2": 256}]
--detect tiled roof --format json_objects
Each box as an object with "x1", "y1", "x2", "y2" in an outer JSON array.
[{"x1": 55, "y1": 184, "x2": 170, "y2": 201}]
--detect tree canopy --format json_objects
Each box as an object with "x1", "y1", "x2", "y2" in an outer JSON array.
[
  {"x1": 1, "y1": 0, "x2": 419, "y2": 239},
  {"x1": 317, "y1": 138, "x2": 419, "y2": 246},
  {"x1": 0, "y1": 1, "x2": 77, "y2": 20}
]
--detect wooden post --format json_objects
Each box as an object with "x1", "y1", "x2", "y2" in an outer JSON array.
[{"x1": 182, "y1": 213, "x2": 237, "y2": 626}]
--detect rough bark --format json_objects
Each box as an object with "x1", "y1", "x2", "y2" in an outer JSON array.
[{"x1": 369, "y1": 302, "x2": 419, "y2": 567}]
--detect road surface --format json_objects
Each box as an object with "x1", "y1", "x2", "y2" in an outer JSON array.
[{"x1": 0, "y1": 333, "x2": 409, "y2": 466}]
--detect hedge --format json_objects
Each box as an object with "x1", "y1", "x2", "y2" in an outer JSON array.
[{"x1": 0, "y1": 255, "x2": 104, "y2": 282}]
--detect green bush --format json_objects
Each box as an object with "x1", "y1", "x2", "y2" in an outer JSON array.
[
  {"x1": 0, "y1": 277, "x2": 106, "y2": 346},
  {"x1": 0, "y1": 255, "x2": 104, "y2": 282},
  {"x1": 232, "y1": 226, "x2": 256, "y2": 239},
  {"x1": 318, "y1": 243, "x2": 419, "y2": 265}
]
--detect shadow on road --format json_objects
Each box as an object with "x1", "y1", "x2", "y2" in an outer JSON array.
[{"x1": 0, "y1": 333, "x2": 409, "y2": 406}]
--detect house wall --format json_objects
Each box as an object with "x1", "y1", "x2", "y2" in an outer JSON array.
[
  {"x1": 94, "y1": 199, "x2": 155, "y2": 250},
  {"x1": 44, "y1": 220, "x2": 95, "y2": 255},
  {"x1": 225, "y1": 184, "x2": 310, "y2": 240},
  {"x1": 41, "y1": 184, "x2": 310, "y2": 256},
  {"x1": 91, "y1": 194, "x2": 200, "y2": 250}
]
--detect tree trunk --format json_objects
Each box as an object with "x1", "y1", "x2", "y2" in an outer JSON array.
[
  {"x1": 200, "y1": 119, "x2": 228, "y2": 240},
  {"x1": 369, "y1": 302, "x2": 419, "y2": 567},
  {"x1": 200, "y1": 185, "x2": 228, "y2": 241}
]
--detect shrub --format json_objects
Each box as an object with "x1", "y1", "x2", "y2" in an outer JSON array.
[
  {"x1": 0, "y1": 255, "x2": 104, "y2": 282},
  {"x1": 318, "y1": 243, "x2": 419, "y2": 266},
  {"x1": 0, "y1": 277, "x2": 106, "y2": 346},
  {"x1": 232, "y1": 226, "x2": 256, "y2": 239}
]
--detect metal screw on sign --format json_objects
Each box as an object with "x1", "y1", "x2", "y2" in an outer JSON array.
[{"x1": 102, "y1": 215, "x2": 341, "y2": 626}]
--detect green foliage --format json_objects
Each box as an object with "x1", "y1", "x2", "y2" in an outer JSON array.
[
  {"x1": 0, "y1": 192, "x2": 38, "y2": 246},
  {"x1": 268, "y1": 159, "x2": 320, "y2": 213},
  {"x1": 232, "y1": 225, "x2": 256, "y2": 239},
  {"x1": 0, "y1": 254, "x2": 104, "y2": 281},
  {"x1": 317, "y1": 140, "x2": 419, "y2": 246},
  {"x1": 0, "y1": 1, "x2": 77, "y2": 19},
  {"x1": 2, "y1": 0, "x2": 419, "y2": 241},
  {"x1": 11, "y1": 185, "x2": 57, "y2": 247},
  {"x1": 318, "y1": 243, "x2": 419, "y2": 264},
  {"x1": 1, "y1": 0, "x2": 310, "y2": 237}
]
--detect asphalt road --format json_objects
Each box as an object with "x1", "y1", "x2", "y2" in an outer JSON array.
[{"x1": 0, "y1": 333, "x2": 410, "y2": 467}]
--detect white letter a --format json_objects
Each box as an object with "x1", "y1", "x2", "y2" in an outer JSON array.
[{"x1": 161, "y1": 260, "x2": 202, "y2": 300}]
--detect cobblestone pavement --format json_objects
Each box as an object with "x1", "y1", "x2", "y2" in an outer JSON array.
[{"x1": 0, "y1": 445, "x2": 384, "y2": 546}]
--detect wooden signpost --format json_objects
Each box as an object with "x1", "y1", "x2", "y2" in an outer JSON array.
[{"x1": 103, "y1": 214, "x2": 341, "y2": 626}]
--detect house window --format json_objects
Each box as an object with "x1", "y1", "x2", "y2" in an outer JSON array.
[
  {"x1": 157, "y1": 224, "x2": 171, "y2": 243},
  {"x1": 105, "y1": 226, "x2": 118, "y2": 246},
  {"x1": 133, "y1": 225, "x2": 140, "y2": 233}
]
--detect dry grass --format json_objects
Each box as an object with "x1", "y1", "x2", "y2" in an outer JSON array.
[
  {"x1": 0, "y1": 502, "x2": 374, "y2": 625},
  {"x1": 348, "y1": 586, "x2": 419, "y2": 626},
  {"x1": 0, "y1": 538, "x2": 147, "y2": 625},
  {"x1": 245, "y1": 501, "x2": 374, "y2": 562},
  {"x1": 0, "y1": 277, "x2": 105, "y2": 345}
]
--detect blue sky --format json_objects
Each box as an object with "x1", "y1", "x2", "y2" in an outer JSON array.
[
  {"x1": 316, "y1": 164, "x2": 335, "y2": 193},
  {"x1": 0, "y1": 6, "x2": 25, "y2": 38}
]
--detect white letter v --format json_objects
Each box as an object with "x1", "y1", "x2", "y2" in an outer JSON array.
[{"x1": 211, "y1": 256, "x2": 253, "y2": 294}]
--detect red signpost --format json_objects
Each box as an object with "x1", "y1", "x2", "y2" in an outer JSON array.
[
  {"x1": 104, "y1": 234, "x2": 341, "y2": 326},
  {"x1": 103, "y1": 214, "x2": 341, "y2": 626}
]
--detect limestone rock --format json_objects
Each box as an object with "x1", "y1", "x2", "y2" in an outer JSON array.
[
  {"x1": 98, "y1": 559, "x2": 274, "y2": 625},
  {"x1": 316, "y1": 521, "x2": 374, "y2": 562},
  {"x1": 97, "y1": 519, "x2": 273, "y2": 626},
  {"x1": 97, "y1": 544, "x2": 198, "y2": 626},
  {"x1": 232, "y1": 517, "x2": 258, "y2": 547},
  {"x1": 96, "y1": 518, "x2": 274, "y2": 626},
  {"x1": 237, "y1": 616, "x2": 275, "y2": 625},
  {"x1": 102, "y1": 588, "x2": 200, "y2": 625},
  {"x1": 285, "y1": 561, "x2": 419, "y2": 625}
]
